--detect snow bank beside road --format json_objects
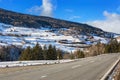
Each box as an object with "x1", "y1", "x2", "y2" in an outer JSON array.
[{"x1": 0, "y1": 60, "x2": 74, "y2": 68}]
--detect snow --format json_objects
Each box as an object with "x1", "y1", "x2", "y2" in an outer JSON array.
[
  {"x1": 0, "y1": 23, "x2": 82, "y2": 52},
  {"x1": 0, "y1": 60, "x2": 74, "y2": 68},
  {"x1": 0, "y1": 43, "x2": 8, "y2": 46},
  {"x1": 0, "y1": 23, "x2": 118, "y2": 68},
  {"x1": 93, "y1": 36, "x2": 109, "y2": 44},
  {"x1": 0, "y1": 22, "x2": 115, "y2": 53}
]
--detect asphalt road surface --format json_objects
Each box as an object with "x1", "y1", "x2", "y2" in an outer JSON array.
[{"x1": 0, "y1": 53, "x2": 120, "y2": 80}]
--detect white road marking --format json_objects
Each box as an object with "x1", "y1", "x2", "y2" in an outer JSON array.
[
  {"x1": 72, "y1": 65, "x2": 81, "y2": 69},
  {"x1": 41, "y1": 75, "x2": 47, "y2": 78},
  {"x1": 90, "y1": 60, "x2": 95, "y2": 63}
]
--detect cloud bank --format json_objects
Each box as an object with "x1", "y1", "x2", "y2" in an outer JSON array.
[
  {"x1": 28, "y1": 6, "x2": 41, "y2": 15},
  {"x1": 41, "y1": 0, "x2": 53, "y2": 17},
  {"x1": 28, "y1": 0, "x2": 53, "y2": 17},
  {"x1": 87, "y1": 11, "x2": 120, "y2": 34}
]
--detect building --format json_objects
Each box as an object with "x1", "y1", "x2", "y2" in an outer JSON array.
[{"x1": 116, "y1": 37, "x2": 120, "y2": 43}]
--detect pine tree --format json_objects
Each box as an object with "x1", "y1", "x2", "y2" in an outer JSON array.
[
  {"x1": 46, "y1": 45, "x2": 57, "y2": 60},
  {"x1": 53, "y1": 46, "x2": 57, "y2": 60},
  {"x1": 47, "y1": 45, "x2": 53, "y2": 60},
  {"x1": 32, "y1": 43, "x2": 44, "y2": 60},
  {"x1": 0, "y1": 47, "x2": 8, "y2": 61},
  {"x1": 19, "y1": 46, "x2": 32, "y2": 60},
  {"x1": 19, "y1": 44, "x2": 64, "y2": 60},
  {"x1": 105, "y1": 39, "x2": 119, "y2": 53},
  {"x1": 43, "y1": 45, "x2": 47, "y2": 60}
]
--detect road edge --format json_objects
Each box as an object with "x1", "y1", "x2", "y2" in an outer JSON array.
[{"x1": 100, "y1": 55, "x2": 120, "y2": 80}]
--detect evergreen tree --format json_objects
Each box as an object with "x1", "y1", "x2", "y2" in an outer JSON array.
[
  {"x1": 105, "y1": 39, "x2": 119, "y2": 53},
  {"x1": 19, "y1": 44, "x2": 64, "y2": 60},
  {"x1": 19, "y1": 46, "x2": 32, "y2": 60},
  {"x1": 47, "y1": 44, "x2": 53, "y2": 60},
  {"x1": 53, "y1": 46, "x2": 57, "y2": 60},
  {"x1": 43, "y1": 45, "x2": 47, "y2": 60},
  {"x1": 32, "y1": 43, "x2": 44, "y2": 60},
  {"x1": 0, "y1": 47, "x2": 8, "y2": 61},
  {"x1": 47, "y1": 45, "x2": 57, "y2": 60}
]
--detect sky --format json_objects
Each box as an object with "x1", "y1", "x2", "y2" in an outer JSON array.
[{"x1": 0, "y1": 0, "x2": 120, "y2": 33}]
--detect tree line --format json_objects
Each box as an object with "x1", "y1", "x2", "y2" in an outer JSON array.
[
  {"x1": 85, "y1": 39, "x2": 120, "y2": 57},
  {"x1": 0, "y1": 46, "x2": 22, "y2": 61},
  {"x1": 0, "y1": 39, "x2": 120, "y2": 61},
  {"x1": 105, "y1": 39, "x2": 120, "y2": 53},
  {"x1": 19, "y1": 43, "x2": 63, "y2": 60},
  {"x1": 0, "y1": 43, "x2": 85, "y2": 61}
]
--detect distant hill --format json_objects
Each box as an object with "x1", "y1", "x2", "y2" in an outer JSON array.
[{"x1": 0, "y1": 8, "x2": 114, "y2": 37}]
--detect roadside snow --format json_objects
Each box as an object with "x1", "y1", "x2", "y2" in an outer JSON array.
[{"x1": 0, "y1": 60, "x2": 74, "y2": 68}]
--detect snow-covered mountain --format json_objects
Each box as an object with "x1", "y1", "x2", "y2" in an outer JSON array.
[
  {"x1": 0, "y1": 8, "x2": 115, "y2": 38},
  {"x1": 0, "y1": 8, "x2": 119, "y2": 52},
  {"x1": 0, "y1": 23, "x2": 112, "y2": 52}
]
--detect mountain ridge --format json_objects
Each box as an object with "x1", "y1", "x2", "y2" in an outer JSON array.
[
  {"x1": 0, "y1": 8, "x2": 114, "y2": 37},
  {"x1": 0, "y1": 8, "x2": 101, "y2": 28}
]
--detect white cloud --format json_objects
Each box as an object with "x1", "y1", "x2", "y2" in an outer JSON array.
[
  {"x1": 68, "y1": 16, "x2": 81, "y2": 20},
  {"x1": 87, "y1": 11, "x2": 120, "y2": 34},
  {"x1": 41, "y1": 0, "x2": 53, "y2": 17},
  {"x1": 28, "y1": 0, "x2": 53, "y2": 17},
  {"x1": 27, "y1": 6, "x2": 41, "y2": 15}
]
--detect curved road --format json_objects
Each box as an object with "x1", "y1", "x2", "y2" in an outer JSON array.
[{"x1": 0, "y1": 53, "x2": 120, "y2": 80}]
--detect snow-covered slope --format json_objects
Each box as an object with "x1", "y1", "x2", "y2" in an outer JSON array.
[{"x1": 0, "y1": 23, "x2": 110, "y2": 52}]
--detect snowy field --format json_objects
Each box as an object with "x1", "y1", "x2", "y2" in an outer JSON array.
[
  {"x1": 0, "y1": 23, "x2": 81, "y2": 52},
  {"x1": 0, "y1": 23, "x2": 110, "y2": 53},
  {"x1": 0, "y1": 60, "x2": 75, "y2": 68},
  {"x1": 0, "y1": 23, "x2": 116, "y2": 68}
]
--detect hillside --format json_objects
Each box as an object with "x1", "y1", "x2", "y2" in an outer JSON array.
[
  {"x1": 0, "y1": 8, "x2": 118, "y2": 61},
  {"x1": 0, "y1": 8, "x2": 109, "y2": 37}
]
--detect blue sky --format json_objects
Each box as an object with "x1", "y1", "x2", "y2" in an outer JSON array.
[{"x1": 0, "y1": 0, "x2": 120, "y2": 33}]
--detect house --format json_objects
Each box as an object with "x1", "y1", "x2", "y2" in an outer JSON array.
[{"x1": 116, "y1": 37, "x2": 120, "y2": 43}]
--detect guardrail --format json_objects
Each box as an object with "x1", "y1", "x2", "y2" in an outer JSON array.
[{"x1": 100, "y1": 56, "x2": 120, "y2": 80}]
